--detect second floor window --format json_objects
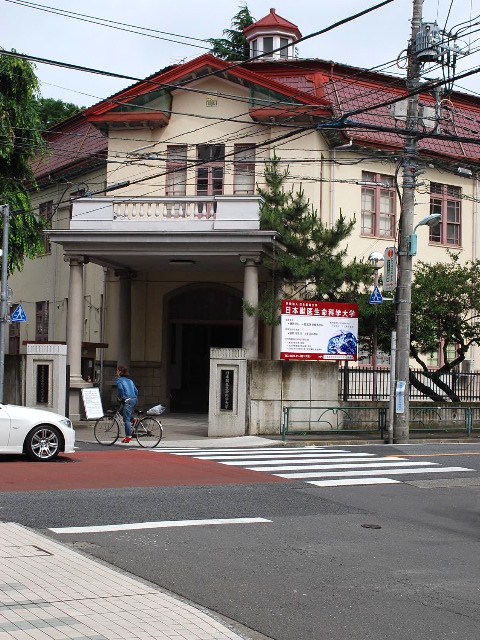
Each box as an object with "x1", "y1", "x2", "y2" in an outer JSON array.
[
  {"x1": 35, "y1": 301, "x2": 49, "y2": 342},
  {"x1": 166, "y1": 145, "x2": 187, "y2": 196},
  {"x1": 429, "y1": 182, "x2": 461, "y2": 246},
  {"x1": 196, "y1": 144, "x2": 225, "y2": 197},
  {"x1": 39, "y1": 201, "x2": 53, "y2": 254},
  {"x1": 361, "y1": 172, "x2": 396, "y2": 238},
  {"x1": 233, "y1": 144, "x2": 255, "y2": 195}
]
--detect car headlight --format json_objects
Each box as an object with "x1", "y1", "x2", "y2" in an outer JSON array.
[{"x1": 60, "y1": 417, "x2": 73, "y2": 430}]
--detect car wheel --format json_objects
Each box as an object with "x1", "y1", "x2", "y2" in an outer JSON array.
[{"x1": 25, "y1": 425, "x2": 62, "y2": 462}]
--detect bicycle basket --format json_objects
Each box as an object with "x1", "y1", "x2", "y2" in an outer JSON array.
[{"x1": 146, "y1": 403, "x2": 166, "y2": 416}]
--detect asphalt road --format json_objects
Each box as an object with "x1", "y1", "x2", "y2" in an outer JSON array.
[{"x1": 1, "y1": 443, "x2": 480, "y2": 640}]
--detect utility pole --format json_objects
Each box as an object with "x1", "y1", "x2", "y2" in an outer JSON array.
[
  {"x1": 0, "y1": 204, "x2": 10, "y2": 404},
  {"x1": 393, "y1": 0, "x2": 424, "y2": 443}
]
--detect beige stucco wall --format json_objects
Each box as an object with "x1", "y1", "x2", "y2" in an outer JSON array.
[
  {"x1": 10, "y1": 70, "x2": 479, "y2": 378},
  {"x1": 8, "y1": 168, "x2": 106, "y2": 353}
]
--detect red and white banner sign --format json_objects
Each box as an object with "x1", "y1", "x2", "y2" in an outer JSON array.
[{"x1": 280, "y1": 300, "x2": 358, "y2": 361}]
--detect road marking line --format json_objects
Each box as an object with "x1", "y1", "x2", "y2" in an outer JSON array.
[
  {"x1": 273, "y1": 466, "x2": 474, "y2": 479},
  {"x1": 248, "y1": 461, "x2": 436, "y2": 472},
  {"x1": 391, "y1": 452, "x2": 480, "y2": 458},
  {"x1": 50, "y1": 517, "x2": 272, "y2": 534},
  {"x1": 155, "y1": 447, "x2": 345, "y2": 454},
  {"x1": 308, "y1": 478, "x2": 401, "y2": 487},
  {"x1": 190, "y1": 452, "x2": 372, "y2": 460},
  {"x1": 221, "y1": 456, "x2": 404, "y2": 466}
]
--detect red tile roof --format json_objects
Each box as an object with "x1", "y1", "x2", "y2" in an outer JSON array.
[{"x1": 33, "y1": 117, "x2": 107, "y2": 183}]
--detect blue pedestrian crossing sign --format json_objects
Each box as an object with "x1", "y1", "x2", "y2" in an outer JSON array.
[
  {"x1": 11, "y1": 304, "x2": 27, "y2": 323},
  {"x1": 369, "y1": 286, "x2": 383, "y2": 305}
]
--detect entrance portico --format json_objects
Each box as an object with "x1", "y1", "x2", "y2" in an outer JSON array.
[{"x1": 51, "y1": 195, "x2": 278, "y2": 418}]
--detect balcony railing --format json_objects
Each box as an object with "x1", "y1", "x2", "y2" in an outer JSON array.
[{"x1": 70, "y1": 196, "x2": 262, "y2": 232}]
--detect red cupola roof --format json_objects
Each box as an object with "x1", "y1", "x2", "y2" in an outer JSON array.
[{"x1": 243, "y1": 8, "x2": 302, "y2": 40}]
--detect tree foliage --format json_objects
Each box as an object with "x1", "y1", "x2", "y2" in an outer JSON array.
[
  {"x1": 0, "y1": 51, "x2": 48, "y2": 274},
  {"x1": 372, "y1": 252, "x2": 480, "y2": 401},
  {"x1": 252, "y1": 155, "x2": 372, "y2": 324},
  {"x1": 35, "y1": 97, "x2": 84, "y2": 130},
  {"x1": 208, "y1": 4, "x2": 255, "y2": 61}
]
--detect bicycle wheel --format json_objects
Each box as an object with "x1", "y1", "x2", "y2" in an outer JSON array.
[
  {"x1": 94, "y1": 414, "x2": 121, "y2": 445},
  {"x1": 135, "y1": 416, "x2": 163, "y2": 448}
]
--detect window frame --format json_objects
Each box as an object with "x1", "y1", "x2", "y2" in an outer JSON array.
[
  {"x1": 360, "y1": 172, "x2": 396, "y2": 239},
  {"x1": 429, "y1": 182, "x2": 462, "y2": 247},
  {"x1": 35, "y1": 301, "x2": 49, "y2": 343},
  {"x1": 233, "y1": 144, "x2": 256, "y2": 195},
  {"x1": 166, "y1": 145, "x2": 188, "y2": 196},
  {"x1": 196, "y1": 144, "x2": 225, "y2": 197},
  {"x1": 39, "y1": 200, "x2": 53, "y2": 254}
]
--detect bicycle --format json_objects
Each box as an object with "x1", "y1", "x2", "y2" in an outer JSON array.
[{"x1": 94, "y1": 404, "x2": 164, "y2": 448}]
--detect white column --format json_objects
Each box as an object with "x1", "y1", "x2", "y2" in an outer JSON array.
[
  {"x1": 115, "y1": 270, "x2": 133, "y2": 369},
  {"x1": 240, "y1": 256, "x2": 260, "y2": 359},
  {"x1": 65, "y1": 256, "x2": 86, "y2": 387}
]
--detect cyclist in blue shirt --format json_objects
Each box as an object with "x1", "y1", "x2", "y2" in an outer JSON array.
[{"x1": 116, "y1": 366, "x2": 138, "y2": 443}]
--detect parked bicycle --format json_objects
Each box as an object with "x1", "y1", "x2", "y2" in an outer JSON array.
[{"x1": 94, "y1": 404, "x2": 164, "y2": 448}]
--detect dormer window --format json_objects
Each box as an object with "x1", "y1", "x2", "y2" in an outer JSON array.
[{"x1": 263, "y1": 37, "x2": 274, "y2": 56}]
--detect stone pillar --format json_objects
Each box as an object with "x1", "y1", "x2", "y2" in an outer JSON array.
[
  {"x1": 65, "y1": 256, "x2": 86, "y2": 387},
  {"x1": 115, "y1": 270, "x2": 134, "y2": 369},
  {"x1": 65, "y1": 256, "x2": 88, "y2": 421},
  {"x1": 240, "y1": 255, "x2": 260, "y2": 360}
]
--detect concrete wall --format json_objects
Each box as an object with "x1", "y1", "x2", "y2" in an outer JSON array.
[
  {"x1": 247, "y1": 360, "x2": 339, "y2": 435},
  {"x1": 4, "y1": 355, "x2": 25, "y2": 405}
]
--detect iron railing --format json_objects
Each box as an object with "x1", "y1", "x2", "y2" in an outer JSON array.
[
  {"x1": 281, "y1": 404, "x2": 480, "y2": 442},
  {"x1": 339, "y1": 367, "x2": 480, "y2": 402}
]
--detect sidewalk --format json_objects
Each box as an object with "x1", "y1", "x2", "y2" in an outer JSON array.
[
  {"x1": 74, "y1": 414, "x2": 280, "y2": 449},
  {"x1": 0, "y1": 522, "x2": 250, "y2": 640}
]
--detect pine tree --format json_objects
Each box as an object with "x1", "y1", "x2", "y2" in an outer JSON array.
[
  {"x1": 208, "y1": 5, "x2": 255, "y2": 61},
  {"x1": 253, "y1": 156, "x2": 371, "y2": 324}
]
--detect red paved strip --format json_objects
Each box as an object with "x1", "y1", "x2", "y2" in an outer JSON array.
[{"x1": 0, "y1": 451, "x2": 290, "y2": 492}]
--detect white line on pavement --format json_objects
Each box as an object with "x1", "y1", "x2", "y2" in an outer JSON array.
[
  {"x1": 221, "y1": 456, "x2": 403, "y2": 466},
  {"x1": 50, "y1": 517, "x2": 272, "y2": 534},
  {"x1": 308, "y1": 478, "x2": 402, "y2": 487},
  {"x1": 247, "y1": 461, "x2": 436, "y2": 472},
  {"x1": 273, "y1": 466, "x2": 474, "y2": 479}
]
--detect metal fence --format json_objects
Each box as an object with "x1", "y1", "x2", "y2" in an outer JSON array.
[
  {"x1": 339, "y1": 367, "x2": 480, "y2": 402},
  {"x1": 281, "y1": 404, "x2": 480, "y2": 441}
]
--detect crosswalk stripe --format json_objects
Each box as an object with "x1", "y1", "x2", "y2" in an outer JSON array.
[
  {"x1": 193, "y1": 452, "x2": 375, "y2": 461},
  {"x1": 155, "y1": 447, "x2": 344, "y2": 454},
  {"x1": 152, "y1": 446, "x2": 476, "y2": 489},
  {"x1": 308, "y1": 478, "x2": 402, "y2": 487},
  {"x1": 247, "y1": 461, "x2": 437, "y2": 472},
  {"x1": 221, "y1": 456, "x2": 404, "y2": 466},
  {"x1": 273, "y1": 466, "x2": 473, "y2": 479}
]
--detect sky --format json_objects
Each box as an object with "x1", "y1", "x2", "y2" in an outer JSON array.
[{"x1": 1, "y1": 0, "x2": 479, "y2": 108}]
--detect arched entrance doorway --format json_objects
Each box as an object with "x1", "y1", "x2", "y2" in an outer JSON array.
[{"x1": 168, "y1": 286, "x2": 243, "y2": 413}]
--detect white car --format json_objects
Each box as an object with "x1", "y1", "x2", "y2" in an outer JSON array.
[{"x1": 0, "y1": 403, "x2": 75, "y2": 461}]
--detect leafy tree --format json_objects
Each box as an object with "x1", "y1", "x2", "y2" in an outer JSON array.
[
  {"x1": 35, "y1": 97, "x2": 84, "y2": 130},
  {"x1": 409, "y1": 252, "x2": 480, "y2": 400},
  {"x1": 208, "y1": 4, "x2": 255, "y2": 61},
  {"x1": 0, "y1": 51, "x2": 48, "y2": 274},
  {"x1": 372, "y1": 252, "x2": 480, "y2": 401},
  {"x1": 250, "y1": 155, "x2": 372, "y2": 324}
]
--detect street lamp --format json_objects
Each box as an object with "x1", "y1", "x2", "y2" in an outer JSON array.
[{"x1": 408, "y1": 213, "x2": 441, "y2": 256}]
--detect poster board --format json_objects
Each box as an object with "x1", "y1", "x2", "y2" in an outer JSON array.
[
  {"x1": 81, "y1": 387, "x2": 104, "y2": 420},
  {"x1": 280, "y1": 300, "x2": 358, "y2": 361}
]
